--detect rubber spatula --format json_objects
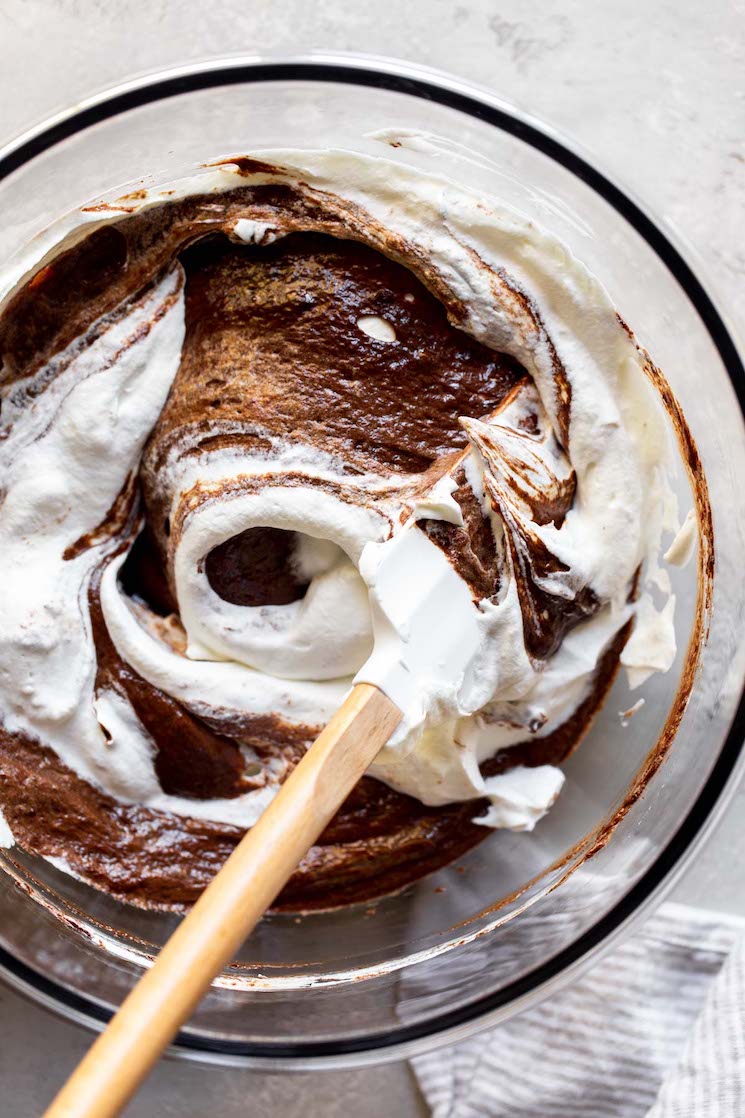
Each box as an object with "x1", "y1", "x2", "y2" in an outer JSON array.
[{"x1": 44, "y1": 513, "x2": 483, "y2": 1118}]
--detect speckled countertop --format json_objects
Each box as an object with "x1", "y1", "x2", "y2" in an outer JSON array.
[{"x1": 0, "y1": 2, "x2": 743, "y2": 1114}]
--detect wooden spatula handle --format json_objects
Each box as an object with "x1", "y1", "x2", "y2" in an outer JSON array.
[{"x1": 44, "y1": 683, "x2": 401, "y2": 1118}]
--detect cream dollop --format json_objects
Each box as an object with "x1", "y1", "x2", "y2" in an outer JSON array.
[{"x1": 0, "y1": 148, "x2": 682, "y2": 843}]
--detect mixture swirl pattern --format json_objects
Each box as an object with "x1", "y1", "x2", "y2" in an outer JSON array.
[{"x1": 0, "y1": 150, "x2": 680, "y2": 909}]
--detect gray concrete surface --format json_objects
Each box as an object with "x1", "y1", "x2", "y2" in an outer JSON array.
[{"x1": 0, "y1": 1, "x2": 743, "y2": 1114}]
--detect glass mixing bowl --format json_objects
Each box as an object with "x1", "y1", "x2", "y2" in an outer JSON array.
[{"x1": 1, "y1": 54, "x2": 744, "y2": 1070}]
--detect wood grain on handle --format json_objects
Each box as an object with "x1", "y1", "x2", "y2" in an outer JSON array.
[{"x1": 44, "y1": 683, "x2": 401, "y2": 1118}]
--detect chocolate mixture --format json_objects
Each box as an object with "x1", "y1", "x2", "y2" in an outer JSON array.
[{"x1": 0, "y1": 190, "x2": 628, "y2": 911}]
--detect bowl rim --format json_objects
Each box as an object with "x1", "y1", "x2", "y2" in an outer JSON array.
[{"x1": 1, "y1": 50, "x2": 744, "y2": 1069}]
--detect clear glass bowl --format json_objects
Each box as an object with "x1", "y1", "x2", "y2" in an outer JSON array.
[{"x1": 1, "y1": 54, "x2": 744, "y2": 1070}]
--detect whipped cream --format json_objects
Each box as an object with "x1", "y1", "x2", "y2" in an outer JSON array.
[{"x1": 0, "y1": 148, "x2": 683, "y2": 845}]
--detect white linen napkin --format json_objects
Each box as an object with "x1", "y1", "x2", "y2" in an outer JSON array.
[{"x1": 411, "y1": 903, "x2": 745, "y2": 1118}]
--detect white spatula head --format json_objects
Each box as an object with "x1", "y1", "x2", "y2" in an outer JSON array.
[{"x1": 354, "y1": 520, "x2": 484, "y2": 733}]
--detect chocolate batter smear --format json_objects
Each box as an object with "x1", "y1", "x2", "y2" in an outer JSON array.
[
  {"x1": 205, "y1": 527, "x2": 310, "y2": 607},
  {"x1": 168, "y1": 233, "x2": 524, "y2": 474}
]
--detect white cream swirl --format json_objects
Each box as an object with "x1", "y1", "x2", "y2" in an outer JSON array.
[{"x1": 0, "y1": 148, "x2": 681, "y2": 844}]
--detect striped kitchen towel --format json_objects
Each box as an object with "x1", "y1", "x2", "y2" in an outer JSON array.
[{"x1": 411, "y1": 903, "x2": 745, "y2": 1117}]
